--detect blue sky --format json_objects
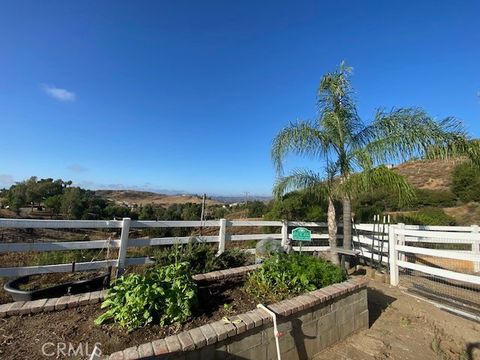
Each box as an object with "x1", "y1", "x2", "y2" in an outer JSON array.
[{"x1": 0, "y1": 1, "x2": 479, "y2": 196}]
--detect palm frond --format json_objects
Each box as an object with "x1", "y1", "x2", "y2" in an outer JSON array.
[
  {"x1": 341, "y1": 165, "x2": 415, "y2": 206},
  {"x1": 273, "y1": 169, "x2": 329, "y2": 201},
  {"x1": 365, "y1": 108, "x2": 469, "y2": 164},
  {"x1": 271, "y1": 121, "x2": 328, "y2": 174}
]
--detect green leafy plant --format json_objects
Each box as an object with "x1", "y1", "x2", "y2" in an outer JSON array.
[
  {"x1": 95, "y1": 262, "x2": 197, "y2": 330},
  {"x1": 153, "y1": 241, "x2": 249, "y2": 274},
  {"x1": 244, "y1": 253, "x2": 346, "y2": 303},
  {"x1": 396, "y1": 207, "x2": 456, "y2": 226},
  {"x1": 452, "y1": 162, "x2": 480, "y2": 203}
]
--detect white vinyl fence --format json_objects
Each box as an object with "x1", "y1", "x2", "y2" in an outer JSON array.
[
  {"x1": 388, "y1": 224, "x2": 480, "y2": 286},
  {"x1": 0, "y1": 218, "x2": 335, "y2": 277},
  {"x1": 1, "y1": 217, "x2": 479, "y2": 296}
]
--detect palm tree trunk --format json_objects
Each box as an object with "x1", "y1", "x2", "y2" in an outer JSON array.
[
  {"x1": 327, "y1": 197, "x2": 339, "y2": 265},
  {"x1": 342, "y1": 196, "x2": 352, "y2": 268}
]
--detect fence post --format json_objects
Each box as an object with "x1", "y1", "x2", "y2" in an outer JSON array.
[
  {"x1": 389, "y1": 224, "x2": 399, "y2": 286},
  {"x1": 471, "y1": 225, "x2": 480, "y2": 272},
  {"x1": 398, "y1": 222, "x2": 406, "y2": 262},
  {"x1": 116, "y1": 217, "x2": 131, "y2": 278},
  {"x1": 281, "y1": 220, "x2": 291, "y2": 253},
  {"x1": 217, "y1": 218, "x2": 227, "y2": 255}
]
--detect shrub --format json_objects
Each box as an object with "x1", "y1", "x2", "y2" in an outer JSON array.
[
  {"x1": 451, "y1": 162, "x2": 480, "y2": 203},
  {"x1": 153, "y1": 241, "x2": 249, "y2": 274},
  {"x1": 244, "y1": 253, "x2": 346, "y2": 302},
  {"x1": 396, "y1": 207, "x2": 456, "y2": 226},
  {"x1": 95, "y1": 262, "x2": 197, "y2": 330},
  {"x1": 215, "y1": 247, "x2": 249, "y2": 269},
  {"x1": 413, "y1": 189, "x2": 457, "y2": 208}
]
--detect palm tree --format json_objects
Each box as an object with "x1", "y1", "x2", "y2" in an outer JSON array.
[{"x1": 272, "y1": 62, "x2": 471, "y2": 266}]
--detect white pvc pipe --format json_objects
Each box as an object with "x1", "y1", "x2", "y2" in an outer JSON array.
[{"x1": 257, "y1": 304, "x2": 282, "y2": 360}]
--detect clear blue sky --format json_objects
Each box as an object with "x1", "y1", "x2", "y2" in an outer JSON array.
[{"x1": 1, "y1": 1, "x2": 479, "y2": 196}]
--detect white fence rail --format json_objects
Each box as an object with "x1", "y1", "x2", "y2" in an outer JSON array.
[
  {"x1": 1, "y1": 217, "x2": 479, "y2": 289},
  {"x1": 389, "y1": 223, "x2": 480, "y2": 287},
  {"x1": 0, "y1": 218, "x2": 333, "y2": 277}
]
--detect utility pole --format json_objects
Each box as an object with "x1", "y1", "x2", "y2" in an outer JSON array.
[{"x1": 200, "y1": 193, "x2": 206, "y2": 235}]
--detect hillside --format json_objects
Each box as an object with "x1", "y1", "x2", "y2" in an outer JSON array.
[
  {"x1": 389, "y1": 157, "x2": 480, "y2": 225},
  {"x1": 95, "y1": 190, "x2": 222, "y2": 207},
  {"x1": 392, "y1": 158, "x2": 464, "y2": 191}
]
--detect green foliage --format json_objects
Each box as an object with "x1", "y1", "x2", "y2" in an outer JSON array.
[
  {"x1": 44, "y1": 194, "x2": 63, "y2": 215},
  {"x1": 396, "y1": 207, "x2": 456, "y2": 226},
  {"x1": 246, "y1": 200, "x2": 268, "y2": 218},
  {"x1": 244, "y1": 253, "x2": 346, "y2": 302},
  {"x1": 215, "y1": 247, "x2": 249, "y2": 270},
  {"x1": 153, "y1": 241, "x2": 249, "y2": 274},
  {"x1": 95, "y1": 262, "x2": 197, "y2": 330},
  {"x1": 353, "y1": 187, "x2": 457, "y2": 222},
  {"x1": 412, "y1": 189, "x2": 457, "y2": 208},
  {"x1": 451, "y1": 162, "x2": 480, "y2": 202},
  {"x1": 265, "y1": 191, "x2": 327, "y2": 221},
  {"x1": 36, "y1": 250, "x2": 98, "y2": 265}
]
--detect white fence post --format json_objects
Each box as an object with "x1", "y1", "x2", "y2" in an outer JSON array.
[
  {"x1": 398, "y1": 222, "x2": 406, "y2": 262},
  {"x1": 116, "y1": 217, "x2": 131, "y2": 278},
  {"x1": 471, "y1": 225, "x2": 480, "y2": 272},
  {"x1": 217, "y1": 218, "x2": 227, "y2": 255},
  {"x1": 281, "y1": 220, "x2": 291, "y2": 252},
  {"x1": 389, "y1": 224, "x2": 399, "y2": 286}
]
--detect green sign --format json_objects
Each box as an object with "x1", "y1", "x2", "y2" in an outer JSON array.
[{"x1": 291, "y1": 227, "x2": 311, "y2": 242}]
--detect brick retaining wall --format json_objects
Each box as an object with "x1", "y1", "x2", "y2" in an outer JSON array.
[
  {"x1": 0, "y1": 264, "x2": 260, "y2": 318},
  {"x1": 109, "y1": 277, "x2": 369, "y2": 360}
]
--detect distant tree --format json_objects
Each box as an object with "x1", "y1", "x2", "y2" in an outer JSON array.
[
  {"x1": 212, "y1": 206, "x2": 227, "y2": 219},
  {"x1": 452, "y1": 162, "x2": 480, "y2": 202},
  {"x1": 61, "y1": 187, "x2": 85, "y2": 219},
  {"x1": 246, "y1": 201, "x2": 268, "y2": 218},
  {"x1": 181, "y1": 203, "x2": 201, "y2": 221},
  {"x1": 44, "y1": 195, "x2": 63, "y2": 215},
  {"x1": 266, "y1": 191, "x2": 327, "y2": 222},
  {"x1": 103, "y1": 204, "x2": 131, "y2": 219},
  {"x1": 6, "y1": 183, "x2": 27, "y2": 214},
  {"x1": 139, "y1": 203, "x2": 158, "y2": 220}
]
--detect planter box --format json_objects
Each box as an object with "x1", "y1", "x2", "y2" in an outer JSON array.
[
  {"x1": 3, "y1": 271, "x2": 111, "y2": 302},
  {"x1": 110, "y1": 277, "x2": 369, "y2": 360}
]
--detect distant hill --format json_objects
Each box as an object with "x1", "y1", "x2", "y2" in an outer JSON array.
[
  {"x1": 211, "y1": 195, "x2": 272, "y2": 204},
  {"x1": 95, "y1": 190, "x2": 222, "y2": 207},
  {"x1": 388, "y1": 157, "x2": 480, "y2": 225},
  {"x1": 392, "y1": 158, "x2": 465, "y2": 191}
]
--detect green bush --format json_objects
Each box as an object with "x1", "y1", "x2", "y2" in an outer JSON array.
[
  {"x1": 244, "y1": 253, "x2": 346, "y2": 302},
  {"x1": 396, "y1": 207, "x2": 456, "y2": 226},
  {"x1": 451, "y1": 162, "x2": 480, "y2": 203},
  {"x1": 95, "y1": 262, "x2": 197, "y2": 330},
  {"x1": 153, "y1": 241, "x2": 249, "y2": 274},
  {"x1": 412, "y1": 189, "x2": 457, "y2": 208}
]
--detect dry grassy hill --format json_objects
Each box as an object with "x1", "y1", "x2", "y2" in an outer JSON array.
[
  {"x1": 95, "y1": 190, "x2": 222, "y2": 207},
  {"x1": 389, "y1": 157, "x2": 480, "y2": 225},
  {"x1": 392, "y1": 158, "x2": 464, "y2": 191}
]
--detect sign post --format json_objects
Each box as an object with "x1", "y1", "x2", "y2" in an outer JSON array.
[{"x1": 291, "y1": 227, "x2": 312, "y2": 253}]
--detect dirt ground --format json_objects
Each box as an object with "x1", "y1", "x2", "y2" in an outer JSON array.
[
  {"x1": 0, "y1": 279, "x2": 257, "y2": 360},
  {"x1": 314, "y1": 279, "x2": 480, "y2": 360}
]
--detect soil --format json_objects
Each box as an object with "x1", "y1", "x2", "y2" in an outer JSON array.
[
  {"x1": 16, "y1": 272, "x2": 106, "y2": 291},
  {"x1": 313, "y1": 279, "x2": 480, "y2": 360},
  {"x1": 0, "y1": 278, "x2": 258, "y2": 360}
]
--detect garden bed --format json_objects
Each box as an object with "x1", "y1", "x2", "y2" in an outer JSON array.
[
  {"x1": 0, "y1": 258, "x2": 369, "y2": 360},
  {"x1": 0, "y1": 278, "x2": 258, "y2": 359}
]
